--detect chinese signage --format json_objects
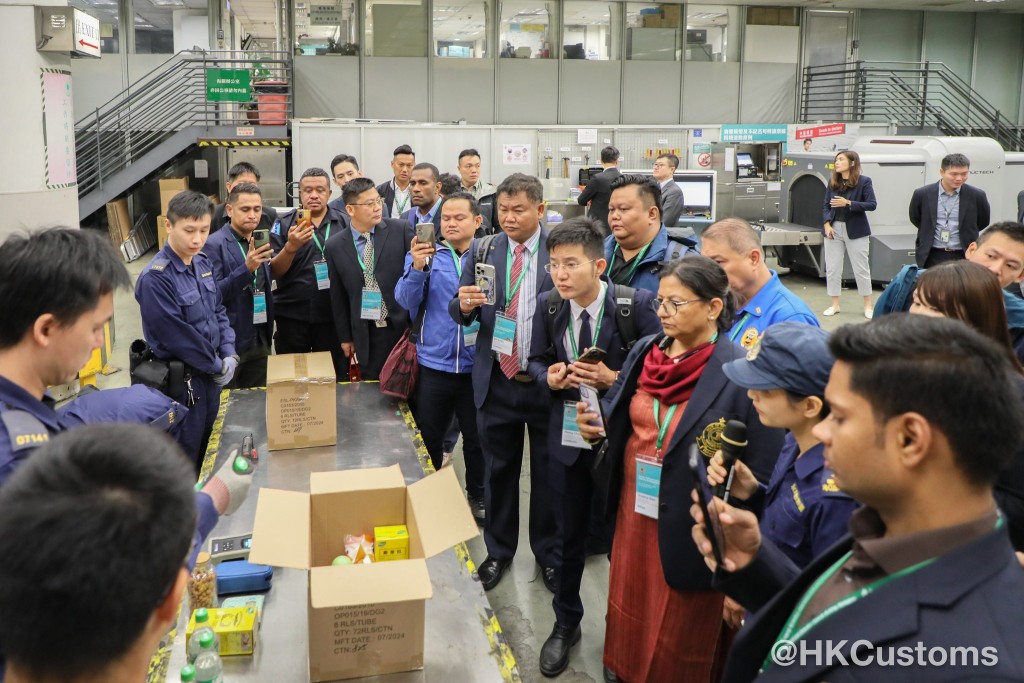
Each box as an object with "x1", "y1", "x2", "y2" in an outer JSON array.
[
  {"x1": 720, "y1": 125, "x2": 788, "y2": 143},
  {"x1": 795, "y1": 124, "x2": 846, "y2": 140},
  {"x1": 206, "y1": 69, "x2": 251, "y2": 103}
]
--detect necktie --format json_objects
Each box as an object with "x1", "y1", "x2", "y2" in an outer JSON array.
[
  {"x1": 362, "y1": 235, "x2": 387, "y2": 321},
  {"x1": 578, "y1": 310, "x2": 593, "y2": 356},
  {"x1": 499, "y1": 243, "x2": 528, "y2": 380}
]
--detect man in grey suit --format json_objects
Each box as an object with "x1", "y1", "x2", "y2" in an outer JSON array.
[{"x1": 654, "y1": 153, "x2": 683, "y2": 228}]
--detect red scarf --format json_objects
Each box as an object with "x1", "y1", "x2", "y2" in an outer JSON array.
[{"x1": 638, "y1": 339, "x2": 716, "y2": 405}]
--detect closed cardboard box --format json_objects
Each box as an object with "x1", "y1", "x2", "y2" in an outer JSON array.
[
  {"x1": 157, "y1": 215, "x2": 167, "y2": 249},
  {"x1": 158, "y1": 176, "x2": 189, "y2": 191},
  {"x1": 266, "y1": 352, "x2": 337, "y2": 450},
  {"x1": 249, "y1": 465, "x2": 478, "y2": 682},
  {"x1": 105, "y1": 198, "x2": 131, "y2": 244}
]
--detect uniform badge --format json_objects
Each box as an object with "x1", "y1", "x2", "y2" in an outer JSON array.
[
  {"x1": 822, "y1": 475, "x2": 840, "y2": 493},
  {"x1": 746, "y1": 333, "x2": 764, "y2": 361},
  {"x1": 740, "y1": 327, "x2": 759, "y2": 349},
  {"x1": 697, "y1": 417, "x2": 726, "y2": 459}
]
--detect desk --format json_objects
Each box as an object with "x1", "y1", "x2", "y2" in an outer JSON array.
[{"x1": 158, "y1": 384, "x2": 518, "y2": 682}]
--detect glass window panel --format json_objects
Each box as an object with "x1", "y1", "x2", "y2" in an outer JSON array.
[
  {"x1": 625, "y1": 2, "x2": 681, "y2": 61},
  {"x1": 434, "y1": 0, "x2": 491, "y2": 57},
  {"x1": 563, "y1": 1, "x2": 619, "y2": 61},
  {"x1": 365, "y1": 0, "x2": 427, "y2": 57},
  {"x1": 132, "y1": 0, "x2": 198, "y2": 54},
  {"x1": 296, "y1": 0, "x2": 358, "y2": 55},
  {"x1": 685, "y1": 4, "x2": 740, "y2": 62},
  {"x1": 499, "y1": 1, "x2": 554, "y2": 59}
]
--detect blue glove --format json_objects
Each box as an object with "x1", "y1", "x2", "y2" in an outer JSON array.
[{"x1": 213, "y1": 356, "x2": 238, "y2": 386}]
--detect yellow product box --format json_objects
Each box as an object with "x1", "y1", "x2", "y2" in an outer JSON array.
[
  {"x1": 186, "y1": 606, "x2": 258, "y2": 656},
  {"x1": 374, "y1": 525, "x2": 409, "y2": 562}
]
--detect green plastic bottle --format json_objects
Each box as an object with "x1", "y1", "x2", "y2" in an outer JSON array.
[
  {"x1": 187, "y1": 608, "x2": 220, "y2": 663},
  {"x1": 180, "y1": 664, "x2": 196, "y2": 682},
  {"x1": 194, "y1": 631, "x2": 224, "y2": 683}
]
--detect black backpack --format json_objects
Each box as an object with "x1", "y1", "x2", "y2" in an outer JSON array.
[{"x1": 543, "y1": 284, "x2": 640, "y2": 354}]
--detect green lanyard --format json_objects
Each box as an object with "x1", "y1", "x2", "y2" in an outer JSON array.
[
  {"x1": 447, "y1": 242, "x2": 465, "y2": 278},
  {"x1": 394, "y1": 185, "x2": 410, "y2": 215},
  {"x1": 310, "y1": 221, "x2": 331, "y2": 259},
  {"x1": 608, "y1": 241, "x2": 652, "y2": 285},
  {"x1": 651, "y1": 398, "x2": 678, "y2": 458},
  {"x1": 729, "y1": 312, "x2": 752, "y2": 342},
  {"x1": 353, "y1": 230, "x2": 374, "y2": 273},
  {"x1": 236, "y1": 240, "x2": 260, "y2": 290},
  {"x1": 504, "y1": 239, "x2": 541, "y2": 307},
  {"x1": 567, "y1": 298, "x2": 607, "y2": 361}
]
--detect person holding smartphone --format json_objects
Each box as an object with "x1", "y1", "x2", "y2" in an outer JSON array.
[
  {"x1": 203, "y1": 182, "x2": 274, "y2": 388},
  {"x1": 574, "y1": 257, "x2": 782, "y2": 683},
  {"x1": 525, "y1": 216, "x2": 661, "y2": 677}
]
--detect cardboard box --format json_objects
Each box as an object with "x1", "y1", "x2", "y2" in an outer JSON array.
[
  {"x1": 249, "y1": 465, "x2": 478, "y2": 682},
  {"x1": 185, "y1": 607, "x2": 258, "y2": 656},
  {"x1": 374, "y1": 525, "x2": 409, "y2": 562},
  {"x1": 158, "y1": 176, "x2": 189, "y2": 192},
  {"x1": 266, "y1": 353, "x2": 337, "y2": 450},
  {"x1": 105, "y1": 198, "x2": 131, "y2": 245},
  {"x1": 157, "y1": 215, "x2": 167, "y2": 250}
]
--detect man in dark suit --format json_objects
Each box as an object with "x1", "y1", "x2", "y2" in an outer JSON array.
[
  {"x1": 527, "y1": 216, "x2": 662, "y2": 677},
  {"x1": 376, "y1": 144, "x2": 415, "y2": 219},
  {"x1": 653, "y1": 153, "x2": 684, "y2": 228},
  {"x1": 211, "y1": 161, "x2": 278, "y2": 232},
  {"x1": 401, "y1": 163, "x2": 444, "y2": 241},
  {"x1": 909, "y1": 153, "x2": 991, "y2": 268},
  {"x1": 450, "y1": 173, "x2": 557, "y2": 592},
  {"x1": 577, "y1": 146, "x2": 621, "y2": 233},
  {"x1": 324, "y1": 177, "x2": 413, "y2": 381},
  {"x1": 692, "y1": 315, "x2": 1024, "y2": 683}
]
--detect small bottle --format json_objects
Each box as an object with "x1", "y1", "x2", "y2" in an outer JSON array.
[
  {"x1": 180, "y1": 664, "x2": 196, "y2": 682},
  {"x1": 194, "y1": 632, "x2": 224, "y2": 683},
  {"x1": 188, "y1": 551, "x2": 218, "y2": 611},
  {"x1": 187, "y1": 608, "x2": 221, "y2": 663}
]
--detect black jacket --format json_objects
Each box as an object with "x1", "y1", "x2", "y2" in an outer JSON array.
[
  {"x1": 578, "y1": 167, "x2": 621, "y2": 231},
  {"x1": 822, "y1": 176, "x2": 876, "y2": 240},
  {"x1": 909, "y1": 182, "x2": 991, "y2": 267}
]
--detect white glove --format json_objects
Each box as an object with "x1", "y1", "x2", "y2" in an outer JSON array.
[
  {"x1": 213, "y1": 356, "x2": 238, "y2": 387},
  {"x1": 201, "y1": 447, "x2": 255, "y2": 515}
]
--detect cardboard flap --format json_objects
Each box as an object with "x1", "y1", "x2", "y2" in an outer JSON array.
[
  {"x1": 310, "y1": 464, "x2": 405, "y2": 494},
  {"x1": 247, "y1": 488, "x2": 312, "y2": 570},
  {"x1": 407, "y1": 467, "x2": 479, "y2": 559},
  {"x1": 266, "y1": 352, "x2": 336, "y2": 385},
  {"x1": 310, "y1": 559, "x2": 433, "y2": 608}
]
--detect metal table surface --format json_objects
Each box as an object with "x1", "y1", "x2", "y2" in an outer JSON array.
[{"x1": 161, "y1": 383, "x2": 519, "y2": 682}]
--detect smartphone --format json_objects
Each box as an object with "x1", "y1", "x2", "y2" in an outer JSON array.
[
  {"x1": 577, "y1": 383, "x2": 604, "y2": 432},
  {"x1": 689, "y1": 444, "x2": 725, "y2": 569},
  {"x1": 475, "y1": 263, "x2": 496, "y2": 305},
  {"x1": 576, "y1": 347, "x2": 607, "y2": 365},
  {"x1": 416, "y1": 222, "x2": 435, "y2": 245},
  {"x1": 252, "y1": 228, "x2": 270, "y2": 250},
  {"x1": 296, "y1": 208, "x2": 311, "y2": 224}
]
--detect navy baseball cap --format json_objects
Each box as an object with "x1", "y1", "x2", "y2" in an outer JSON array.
[{"x1": 722, "y1": 322, "x2": 834, "y2": 397}]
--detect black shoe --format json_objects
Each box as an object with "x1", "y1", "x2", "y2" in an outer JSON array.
[
  {"x1": 541, "y1": 566, "x2": 559, "y2": 593},
  {"x1": 467, "y1": 495, "x2": 486, "y2": 526},
  {"x1": 539, "y1": 623, "x2": 581, "y2": 677},
  {"x1": 477, "y1": 556, "x2": 511, "y2": 591},
  {"x1": 603, "y1": 666, "x2": 619, "y2": 683}
]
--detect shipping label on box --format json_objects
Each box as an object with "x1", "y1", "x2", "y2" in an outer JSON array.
[
  {"x1": 266, "y1": 352, "x2": 337, "y2": 450},
  {"x1": 309, "y1": 601, "x2": 425, "y2": 681}
]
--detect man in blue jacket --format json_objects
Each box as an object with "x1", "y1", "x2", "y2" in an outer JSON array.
[
  {"x1": 396, "y1": 191, "x2": 485, "y2": 522},
  {"x1": 604, "y1": 174, "x2": 698, "y2": 294},
  {"x1": 204, "y1": 182, "x2": 274, "y2": 388}
]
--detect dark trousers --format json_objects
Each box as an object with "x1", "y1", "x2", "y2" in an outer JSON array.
[
  {"x1": 176, "y1": 373, "x2": 221, "y2": 471},
  {"x1": 412, "y1": 366, "x2": 484, "y2": 498},
  {"x1": 444, "y1": 417, "x2": 460, "y2": 453},
  {"x1": 924, "y1": 247, "x2": 965, "y2": 268},
  {"x1": 274, "y1": 316, "x2": 345, "y2": 378},
  {"x1": 229, "y1": 339, "x2": 271, "y2": 389},
  {"x1": 336, "y1": 322, "x2": 404, "y2": 381},
  {"x1": 551, "y1": 454, "x2": 605, "y2": 627},
  {"x1": 477, "y1": 364, "x2": 556, "y2": 566}
]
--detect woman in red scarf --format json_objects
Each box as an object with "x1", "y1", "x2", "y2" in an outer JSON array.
[{"x1": 579, "y1": 257, "x2": 784, "y2": 682}]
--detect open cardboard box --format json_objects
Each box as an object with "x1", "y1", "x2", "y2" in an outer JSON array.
[{"x1": 248, "y1": 465, "x2": 478, "y2": 681}]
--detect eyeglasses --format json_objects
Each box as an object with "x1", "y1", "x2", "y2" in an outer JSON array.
[
  {"x1": 350, "y1": 198, "x2": 385, "y2": 207},
  {"x1": 652, "y1": 298, "x2": 704, "y2": 315},
  {"x1": 543, "y1": 259, "x2": 596, "y2": 274}
]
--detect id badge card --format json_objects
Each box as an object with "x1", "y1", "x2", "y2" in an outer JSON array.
[
  {"x1": 635, "y1": 455, "x2": 662, "y2": 519},
  {"x1": 561, "y1": 401, "x2": 590, "y2": 449},
  {"x1": 360, "y1": 289, "x2": 383, "y2": 320},
  {"x1": 462, "y1": 320, "x2": 481, "y2": 346},
  {"x1": 314, "y1": 260, "x2": 330, "y2": 290},
  {"x1": 493, "y1": 314, "x2": 517, "y2": 356},
  {"x1": 940, "y1": 229, "x2": 951, "y2": 243},
  {"x1": 253, "y1": 292, "x2": 268, "y2": 324}
]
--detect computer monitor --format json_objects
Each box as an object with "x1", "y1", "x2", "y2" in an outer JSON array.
[
  {"x1": 677, "y1": 175, "x2": 713, "y2": 213},
  {"x1": 736, "y1": 152, "x2": 754, "y2": 167}
]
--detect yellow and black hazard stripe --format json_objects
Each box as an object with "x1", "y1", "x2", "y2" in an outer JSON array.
[{"x1": 198, "y1": 140, "x2": 291, "y2": 147}]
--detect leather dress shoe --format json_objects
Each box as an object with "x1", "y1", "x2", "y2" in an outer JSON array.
[
  {"x1": 539, "y1": 623, "x2": 581, "y2": 677},
  {"x1": 603, "y1": 666, "x2": 620, "y2": 682},
  {"x1": 467, "y1": 495, "x2": 486, "y2": 526},
  {"x1": 541, "y1": 566, "x2": 559, "y2": 593},
  {"x1": 477, "y1": 556, "x2": 511, "y2": 591}
]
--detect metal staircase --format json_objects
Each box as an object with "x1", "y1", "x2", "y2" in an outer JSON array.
[
  {"x1": 800, "y1": 61, "x2": 1024, "y2": 152},
  {"x1": 75, "y1": 50, "x2": 293, "y2": 218}
]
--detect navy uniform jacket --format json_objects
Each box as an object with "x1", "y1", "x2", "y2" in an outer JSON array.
[
  {"x1": 527, "y1": 283, "x2": 661, "y2": 467},
  {"x1": 716, "y1": 519, "x2": 1024, "y2": 682},
  {"x1": 269, "y1": 206, "x2": 347, "y2": 324},
  {"x1": 448, "y1": 229, "x2": 555, "y2": 408},
  {"x1": 135, "y1": 244, "x2": 235, "y2": 375},
  {"x1": 741, "y1": 434, "x2": 858, "y2": 569},
  {"x1": 822, "y1": 176, "x2": 876, "y2": 240},
  {"x1": 594, "y1": 335, "x2": 785, "y2": 590},
  {"x1": 203, "y1": 224, "x2": 274, "y2": 354}
]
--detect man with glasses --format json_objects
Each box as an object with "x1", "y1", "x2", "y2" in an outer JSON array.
[
  {"x1": 324, "y1": 177, "x2": 414, "y2": 380},
  {"x1": 527, "y1": 216, "x2": 660, "y2": 677},
  {"x1": 653, "y1": 153, "x2": 683, "y2": 228},
  {"x1": 269, "y1": 167, "x2": 349, "y2": 376}
]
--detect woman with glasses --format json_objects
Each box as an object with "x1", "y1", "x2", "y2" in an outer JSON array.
[{"x1": 577, "y1": 257, "x2": 783, "y2": 682}]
